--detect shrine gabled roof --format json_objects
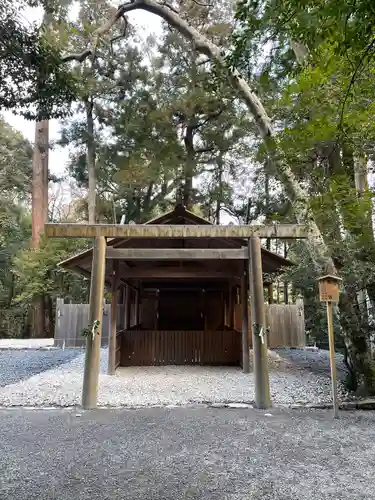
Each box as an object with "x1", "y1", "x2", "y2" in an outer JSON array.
[{"x1": 59, "y1": 205, "x2": 293, "y2": 277}]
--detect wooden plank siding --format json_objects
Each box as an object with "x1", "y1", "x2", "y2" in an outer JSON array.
[
  {"x1": 55, "y1": 299, "x2": 305, "y2": 351},
  {"x1": 265, "y1": 300, "x2": 305, "y2": 348},
  {"x1": 115, "y1": 331, "x2": 122, "y2": 369},
  {"x1": 233, "y1": 300, "x2": 305, "y2": 348},
  {"x1": 54, "y1": 302, "x2": 125, "y2": 348},
  {"x1": 120, "y1": 330, "x2": 241, "y2": 366},
  {"x1": 54, "y1": 294, "x2": 306, "y2": 358}
]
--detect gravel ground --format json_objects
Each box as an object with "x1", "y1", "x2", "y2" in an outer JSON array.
[
  {"x1": 1, "y1": 407, "x2": 375, "y2": 500},
  {"x1": 274, "y1": 348, "x2": 348, "y2": 380},
  {"x1": 0, "y1": 349, "x2": 81, "y2": 388},
  {"x1": 0, "y1": 348, "x2": 347, "y2": 407},
  {"x1": 0, "y1": 338, "x2": 54, "y2": 349}
]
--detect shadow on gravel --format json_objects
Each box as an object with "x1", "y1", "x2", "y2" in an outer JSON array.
[
  {"x1": 273, "y1": 348, "x2": 348, "y2": 381},
  {"x1": 0, "y1": 349, "x2": 82, "y2": 388}
]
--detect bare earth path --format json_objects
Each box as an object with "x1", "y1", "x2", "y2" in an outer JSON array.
[{"x1": 1, "y1": 407, "x2": 374, "y2": 500}]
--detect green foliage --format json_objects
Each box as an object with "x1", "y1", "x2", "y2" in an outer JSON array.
[
  {"x1": 230, "y1": 0, "x2": 375, "y2": 392},
  {"x1": 0, "y1": 117, "x2": 90, "y2": 337},
  {"x1": 61, "y1": 1, "x2": 252, "y2": 223},
  {"x1": 81, "y1": 319, "x2": 100, "y2": 339},
  {"x1": 0, "y1": 119, "x2": 33, "y2": 197},
  {"x1": 0, "y1": 204, "x2": 31, "y2": 338},
  {"x1": 0, "y1": 118, "x2": 33, "y2": 337},
  {"x1": 284, "y1": 243, "x2": 340, "y2": 348},
  {"x1": 13, "y1": 237, "x2": 89, "y2": 306},
  {"x1": 232, "y1": 0, "x2": 375, "y2": 139},
  {"x1": 0, "y1": 0, "x2": 79, "y2": 119}
]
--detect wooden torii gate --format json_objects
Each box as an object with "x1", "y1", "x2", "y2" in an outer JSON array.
[{"x1": 45, "y1": 222, "x2": 308, "y2": 410}]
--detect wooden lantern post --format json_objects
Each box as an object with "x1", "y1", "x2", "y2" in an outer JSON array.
[{"x1": 317, "y1": 274, "x2": 342, "y2": 418}]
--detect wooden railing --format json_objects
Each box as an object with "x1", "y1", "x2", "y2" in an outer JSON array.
[{"x1": 119, "y1": 329, "x2": 241, "y2": 367}]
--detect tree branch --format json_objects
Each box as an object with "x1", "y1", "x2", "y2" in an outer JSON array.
[
  {"x1": 60, "y1": 0, "x2": 337, "y2": 277},
  {"x1": 339, "y1": 37, "x2": 375, "y2": 131},
  {"x1": 62, "y1": 0, "x2": 272, "y2": 137},
  {"x1": 62, "y1": 49, "x2": 92, "y2": 62},
  {"x1": 197, "y1": 57, "x2": 210, "y2": 66},
  {"x1": 194, "y1": 108, "x2": 224, "y2": 129},
  {"x1": 195, "y1": 146, "x2": 215, "y2": 154},
  {"x1": 191, "y1": 0, "x2": 213, "y2": 7},
  {"x1": 149, "y1": 178, "x2": 178, "y2": 207}
]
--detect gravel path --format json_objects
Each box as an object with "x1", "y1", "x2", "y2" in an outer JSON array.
[
  {"x1": 274, "y1": 348, "x2": 348, "y2": 380},
  {"x1": 1, "y1": 407, "x2": 375, "y2": 500},
  {"x1": 0, "y1": 349, "x2": 81, "y2": 388},
  {"x1": 0, "y1": 338, "x2": 54, "y2": 349},
  {"x1": 0, "y1": 348, "x2": 347, "y2": 407}
]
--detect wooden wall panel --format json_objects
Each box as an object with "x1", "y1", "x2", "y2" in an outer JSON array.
[
  {"x1": 120, "y1": 330, "x2": 241, "y2": 366},
  {"x1": 205, "y1": 291, "x2": 224, "y2": 330},
  {"x1": 140, "y1": 296, "x2": 158, "y2": 329}
]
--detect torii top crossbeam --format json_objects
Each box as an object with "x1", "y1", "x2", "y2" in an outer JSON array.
[{"x1": 45, "y1": 222, "x2": 307, "y2": 239}]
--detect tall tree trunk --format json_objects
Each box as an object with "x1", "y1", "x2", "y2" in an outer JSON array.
[
  {"x1": 265, "y1": 169, "x2": 271, "y2": 250},
  {"x1": 71, "y1": 0, "x2": 375, "y2": 392},
  {"x1": 354, "y1": 155, "x2": 368, "y2": 195},
  {"x1": 85, "y1": 98, "x2": 96, "y2": 224},
  {"x1": 32, "y1": 120, "x2": 49, "y2": 247},
  {"x1": 159, "y1": 179, "x2": 169, "y2": 212},
  {"x1": 45, "y1": 295, "x2": 54, "y2": 337},
  {"x1": 183, "y1": 123, "x2": 195, "y2": 209},
  {"x1": 215, "y1": 154, "x2": 223, "y2": 224},
  {"x1": 329, "y1": 148, "x2": 375, "y2": 388},
  {"x1": 283, "y1": 242, "x2": 289, "y2": 304},
  {"x1": 342, "y1": 143, "x2": 355, "y2": 183},
  {"x1": 31, "y1": 119, "x2": 49, "y2": 338},
  {"x1": 183, "y1": 52, "x2": 198, "y2": 210},
  {"x1": 322, "y1": 142, "x2": 342, "y2": 242},
  {"x1": 143, "y1": 181, "x2": 154, "y2": 220},
  {"x1": 353, "y1": 155, "x2": 374, "y2": 356}
]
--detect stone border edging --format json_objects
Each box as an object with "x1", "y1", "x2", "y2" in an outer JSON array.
[{"x1": 1, "y1": 399, "x2": 375, "y2": 410}]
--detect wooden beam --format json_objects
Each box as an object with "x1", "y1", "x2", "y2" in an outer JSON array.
[
  {"x1": 248, "y1": 237, "x2": 271, "y2": 409},
  {"x1": 268, "y1": 283, "x2": 274, "y2": 304},
  {"x1": 228, "y1": 284, "x2": 234, "y2": 329},
  {"x1": 241, "y1": 269, "x2": 250, "y2": 374},
  {"x1": 141, "y1": 282, "x2": 235, "y2": 291},
  {"x1": 120, "y1": 268, "x2": 237, "y2": 280},
  {"x1": 82, "y1": 236, "x2": 106, "y2": 410},
  {"x1": 71, "y1": 266, "x2": 112, "y2": 289},
  {"x1": 124, "y1": 284, "x2": 131, "y2": 330},
  {"x1": 121, "y1": 285, "x2": 126, "y2": 329},
  {"x1": 108, "y1": 260, "x2": 119, "y2": 376},
  {"x1": 45, "y1": 223, "x2": 308, "y2": 239},
  {"x1": 106, "y1": 248, "x2": 248, "y2": 260},
  {"x1": 135, "y1": 287, "x2": 140, "y2": 325}
]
